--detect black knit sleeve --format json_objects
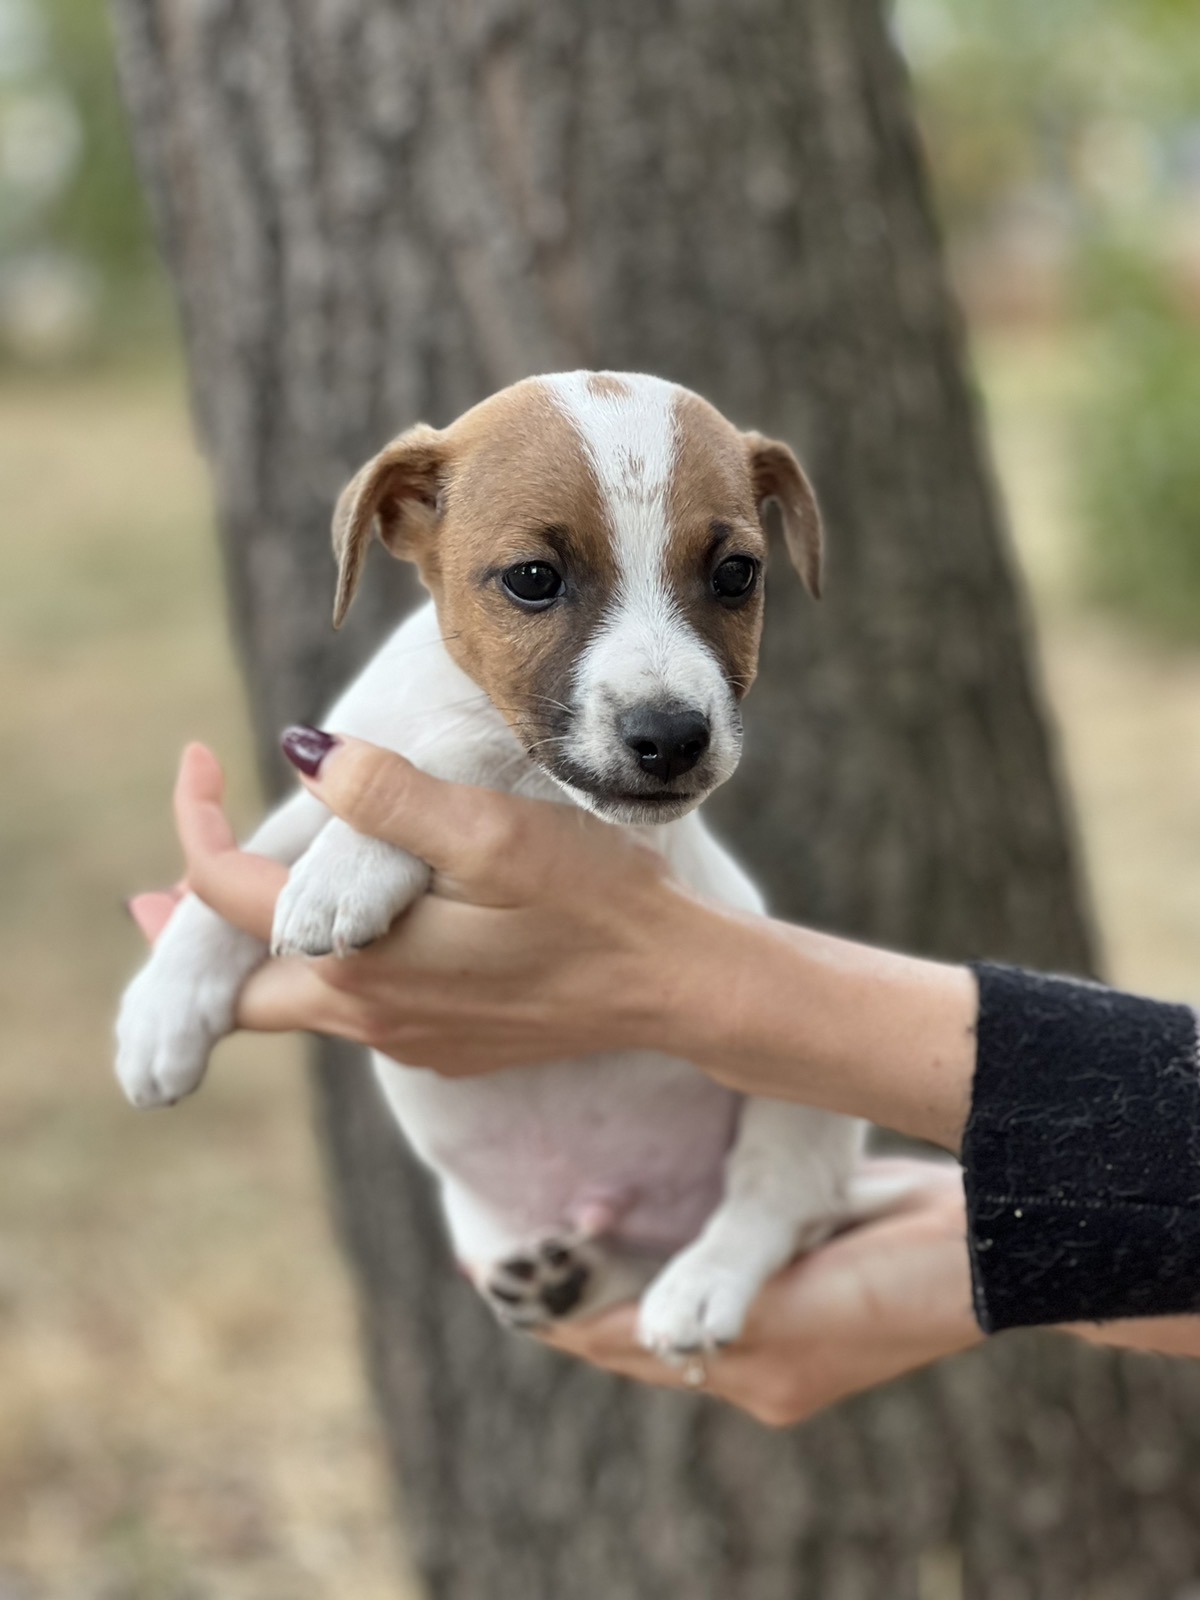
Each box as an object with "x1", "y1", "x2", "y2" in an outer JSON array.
[{"x1": 963, "y1": 962, "x2": 1200, "y2": 1333}]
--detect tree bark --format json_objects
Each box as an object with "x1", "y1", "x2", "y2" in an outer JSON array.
[{"x1": 109, "y1": 1, "x2": 1200, "y2": 1595}]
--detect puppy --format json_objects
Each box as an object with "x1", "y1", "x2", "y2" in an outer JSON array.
[{"x1": 116, "y1": 372, "x2": 865, "y2": 1361}]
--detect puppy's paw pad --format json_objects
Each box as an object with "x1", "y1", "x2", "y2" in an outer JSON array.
[
  {"x1": 637, "y1": 1259, "x2": 753, "y2": 1361},
  {"x1": 483, "y1": 1238, "x2": 594, "y2": 1329}
]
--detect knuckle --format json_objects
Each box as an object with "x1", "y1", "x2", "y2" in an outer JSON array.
[
  {"x1": 317, "y1": 983, "x2": 388, "y2": 1048},
  {"x1": 353, "y1": 1013, "x2": 391, "y2": 1051},
  {"x1": 312, "y1": 952, "x2": 372, "y2": 997},
  {"x1": 754, "y1": 1406, "x2": 794, "y2": 1431},
  {"x1": 751, "y1": 1386, "x2": 805, "y2": 1430},
  {"x1": 464, "y1": 800, "x2": 525, "y2": 870}
]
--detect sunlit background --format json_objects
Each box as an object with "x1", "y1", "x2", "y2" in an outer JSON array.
[{"x1": 2, "y1": 1, "x2": 1199, "y2": 1594}]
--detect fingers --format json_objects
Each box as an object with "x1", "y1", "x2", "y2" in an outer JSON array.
[
  {"x1": 172, "y1": 742, "x2": 234, "y2": 854},
  {"x1": 173, "y1": 742, "x2": 287, "y2": 940},
  {"x1": 542, "y1": 1306, "x2": 692, "y2": 1390},
  {"x1": 127, "y1": 889, "x2": 184, "y2": 943},
  {"x1": 126, "y1": 877, "x2": 331, "y2": 1033},
  {"x1": 545, "y1": 1308, "x2": 786, "y2": 1410},
  {"x1": 234, "y1": 955, "x2": 345, "y2": 1033},
  {"x1": 281, "y1": 728, "x2": 567, "y2": 900}
]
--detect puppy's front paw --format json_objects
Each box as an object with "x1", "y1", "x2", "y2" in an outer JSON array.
[
  {"x1": 637, "y1": 1252, "x2": 757, "y2": 1360},
  {"x1": 271, "y1": 828, "x2": 428, "y2": 958},
  {"x1": 115, "y1": 900, "x2": 265, "y2": 1110},
  {"x1": 116, "y1": 962, "x2": 234, "y2": 1109}
]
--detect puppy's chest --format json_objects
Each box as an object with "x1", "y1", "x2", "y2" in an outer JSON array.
[
  {"x1": 339, "y1": 623, "x2": 765, "y2": 1252},
  {"x1": 366, "y1": 795, "x2": 756, "y2": 1253}
]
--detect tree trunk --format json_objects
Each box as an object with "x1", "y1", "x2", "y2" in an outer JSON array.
[{"x1": 109, "y1": 1, "x2": 1200, "y2": 1595}]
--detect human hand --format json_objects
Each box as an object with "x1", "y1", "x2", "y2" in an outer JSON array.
[
  {"x1": 128, "y1": 735, "x2": 712, "y2": 1074},
  {"x1": 127, "y1": 732, "x2": 977, "y2": 1147},
  {"x1": 543, "y1": 1159, "x2": 980, "y2": 1426}
]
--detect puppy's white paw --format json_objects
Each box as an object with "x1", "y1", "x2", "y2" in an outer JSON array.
[
  {"x1": 271, "y1": 827, "x2": 428, "y2": 958},
  {"x1": 116, "y1": 896, "x2": 266, "y2": 1110},
  {"x1": 637, "y1": 1252, "x2": 758, "y2": 1360},
  {"x1": 116, "y1": 962, "x2": 235, "y2": 1109}
]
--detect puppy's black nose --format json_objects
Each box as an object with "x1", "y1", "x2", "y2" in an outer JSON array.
[{"x1": 620, "y1": 706, "x2": 711, "y2": 783}]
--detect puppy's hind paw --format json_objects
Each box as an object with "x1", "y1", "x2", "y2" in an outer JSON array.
[
  {"x1": 482, "y1": 1238, "x2": 596, "y2": 1330},
  {"x1": 637, "y1": 1255, "x2": 756, "y2": 1361}
]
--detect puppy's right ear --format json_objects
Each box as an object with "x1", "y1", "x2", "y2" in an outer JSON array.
[{"x1": 331, "y1": 424, "x2": 446, "y2": 628}]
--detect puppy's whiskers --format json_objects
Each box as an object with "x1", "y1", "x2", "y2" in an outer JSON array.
[
  {"x1": 524, "y1": 733, "x2": 569, "y2": 757},
  {"x1": 527, "y1": 692, "x2": 576, "y2": 719}
]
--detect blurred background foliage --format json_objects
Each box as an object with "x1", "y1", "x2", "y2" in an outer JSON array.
[
  {"x1": 0, "y1": 0, "x2": 157, "y2": 362},
  {"x1": 1075, "y1": 243, "x2": 1200, "y2": 640},
  {"x1": 902, "y1": 0, "x2": 1200, "y2": 642},
  {"x1": 4, "y1": 0, "x2": 1198, "y2": 636}
]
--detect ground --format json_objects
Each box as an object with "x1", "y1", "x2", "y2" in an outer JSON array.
[{"x1": 1, "y1": 342, "x2": 1198, "y2": 1598}]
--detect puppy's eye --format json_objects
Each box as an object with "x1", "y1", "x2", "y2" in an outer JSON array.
[
  {"x1": 502, "y1": 561, "x2": 565, "y2": 608},
  {"x1": 711, "y1": 556, "x2": 758, "y2": 601}
]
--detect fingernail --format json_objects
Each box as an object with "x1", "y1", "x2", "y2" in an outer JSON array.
[{"x1": 281, "y1": 724, "x2": 339, "y2": 778}]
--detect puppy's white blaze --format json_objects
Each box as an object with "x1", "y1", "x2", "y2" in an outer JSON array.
[
  {"x1": 540, "y1": 370, "x2": 678, "y2": 509},
  {"x1": 541, "y1": 372, "x2": 736, "y2": 784}
]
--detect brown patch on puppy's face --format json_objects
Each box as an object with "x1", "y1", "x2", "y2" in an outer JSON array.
[
  {"x1": 331, "y1": 372, "x2": 822, "y2": 823},
  {"x1": 665, "y1": 391, "x2": 770, "y2": 703},
  {"x1": 417, "y1": 383, "x2": 622, "y2": 763}
]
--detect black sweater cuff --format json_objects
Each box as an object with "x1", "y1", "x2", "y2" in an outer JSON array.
[{"x1": 963, "y1": 962, "x2": 1200, "y2": 1333}]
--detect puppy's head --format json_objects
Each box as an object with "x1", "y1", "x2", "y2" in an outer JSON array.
[{"x1": 332, "y1": 372, "x2": 821, "y2": 824}]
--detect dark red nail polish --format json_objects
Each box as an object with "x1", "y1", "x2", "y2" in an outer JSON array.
[{"x1": 281, "y1": 724, "x2": 339, "y2": 777}]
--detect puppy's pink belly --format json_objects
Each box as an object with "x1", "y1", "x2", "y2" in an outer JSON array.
[
  {"x1": 428, "y1": 1070, "x2": 740, "y2": 1254},
  {"x1": 450, "y1": 1141, "x2": 730, "y2": 1255}
]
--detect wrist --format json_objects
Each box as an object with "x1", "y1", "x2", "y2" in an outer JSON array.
[
  {"x1": 629, "y1": 886, "x2": 796, "y2": 1090},
  {"x1": 616, "y1": 878, "x2": 727, "y2": 1062}
]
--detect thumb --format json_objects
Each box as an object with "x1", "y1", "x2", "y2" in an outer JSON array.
[{"x1": 279, "y1": 726, "x2": 556, "y2": 901}]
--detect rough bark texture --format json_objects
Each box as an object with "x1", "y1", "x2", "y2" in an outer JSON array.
[{"x1": 109, "y1": 1, "x2": 1200, "y2": 1595}]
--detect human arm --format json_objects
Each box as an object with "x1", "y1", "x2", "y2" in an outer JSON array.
[
  {"x1": 137, "y1": 733, "x2": 978, "y2": 1152},
  {"x1": 545, "y1": 1169, "x2": 1200, "y2": 1426},
  {"x1": 547, "y1": 1158, "x2": 982, "y2": 1425},
  {"x1": 129, "y1": 732, "x2": 1200, "y2": 1352}
]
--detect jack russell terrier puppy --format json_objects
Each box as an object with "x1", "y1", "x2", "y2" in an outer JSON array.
[{"x1": 116, "y1": 371, "x2": 868, "y2": 1364}]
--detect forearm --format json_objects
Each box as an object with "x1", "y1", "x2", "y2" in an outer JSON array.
[
  {"x1": 650, "y1": 899, "x2": 1200, "y2": 1336},
  {"x1": 649, "y1": 888, "x2": 977, "y2": 1151},
  {"x1": 1073, "y1": 1317, "x2": 1200, "y2": 1359},
  {"x1": 164, "y1": 739, "x2": 1200, "y2": 1350}
]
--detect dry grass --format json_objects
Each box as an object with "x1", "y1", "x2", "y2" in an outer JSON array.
[
  {"x1": 0, "y1": 363, "x2": 410, "y2": 1599},
  {"x1": 2, "y1": 339, "x2": 1199, "y2": 1598}
]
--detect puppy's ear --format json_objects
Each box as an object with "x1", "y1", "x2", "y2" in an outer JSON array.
[
  {"x1": 331, "y1": 424, "x2": 446, "y2": 628},
  {"x1": 744, "y1": 433, "x2": 823, "y2": 599}
]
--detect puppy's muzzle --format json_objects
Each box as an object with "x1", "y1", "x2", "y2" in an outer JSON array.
[{"x1": 619, "y1": 704, "x2": 711, "y2": 784}]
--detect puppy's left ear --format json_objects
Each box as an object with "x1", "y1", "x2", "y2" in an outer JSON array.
[
  {"x1": 331, "y1": 424, "x2": 447, "y2": 628},
  {"x1": 744, "y1": 433, "x2": 823, "y2": 599}
]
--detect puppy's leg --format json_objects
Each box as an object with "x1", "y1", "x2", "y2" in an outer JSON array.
[
  {"x1": 440, "y1": 1181, "x2": 654, "y2": 1331},
  {"x1": 270, "y1": 818, "x2": 429, "y2": 957},
  {"x1": 116, "y1": 789, "x2": 328, "y2": 1107},
  {"x1": 637, "y1": 1100, "x2": 865, "y2": 1360},
  {"x1": 268, "y1": 730, "x2": 515, "y2": 958}
]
